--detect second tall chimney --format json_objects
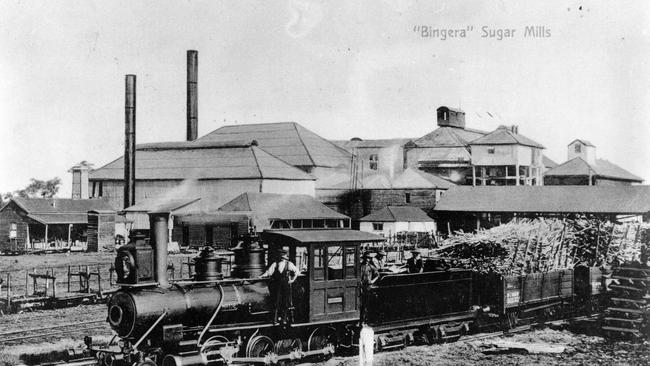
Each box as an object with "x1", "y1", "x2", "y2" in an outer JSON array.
[
  {"x1": 124, "y1": 74, "x2": 136, "y2": 209},
  {"x1": 186, "y1": 50, "x2": 198, "y2": 141}
]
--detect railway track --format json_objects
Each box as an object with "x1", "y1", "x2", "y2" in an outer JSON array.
[{"x1": 0, "y1": 320, "x2": 107, "y2": 345}]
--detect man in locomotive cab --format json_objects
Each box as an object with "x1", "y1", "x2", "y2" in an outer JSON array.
[
  {"x1": 260, "y1": 249, "x2": 299, "y2": 326},
  {"x1": 405, "y1": 250, "x2": 424, "y2": 274}
]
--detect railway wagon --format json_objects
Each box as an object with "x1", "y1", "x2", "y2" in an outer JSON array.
[{"x1": 474, "y1": 266, "x2": 609, "y2": 328}]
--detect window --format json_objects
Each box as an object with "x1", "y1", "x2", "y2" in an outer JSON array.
[
  {"x1": 327, "y1": 245, "x2": 343, "y2": 280},
  {"x1": 345, "y1": 246, "x2": 357, "y2": 279},
  {"x1": 369, "y1": 154, "x2": 379, "y2": 170},
  {"x1": 313, "y1": 246, "x2": 324, "y2": 281},
  {"x1": 443, "y1": 111, "x2": 448, "y2": 120},
  {"x1": 575, "y1": 144, "x2": 581, "y2": 153},
  {"x1": 9, "y1": 223, "x2": 17, "y2": 239},
  {"x1": 372, "y1": 223, "x2": 383, "y2": 231},
  {"x1": 487, "y1": 147, "x2": 495, "y2": 154},
  {"x1": 405, "y1": 192, "x2": 411, "y2": 203}
]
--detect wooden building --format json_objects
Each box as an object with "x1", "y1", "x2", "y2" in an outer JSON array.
[
  {"x1": 544, "y1": 139, "x2": 643, "y2": 186},
  {"x1": 470, "y1": 125, "x2": 545, "y2": 186},
  {"x1": 0, "y1": 198, "x2": 115, "y2": 252},
  {"x1": 359, "y1": 206, "x2": 436, "y2": 237},
  {"x1": 88, "y1": 140, "x2": 316, "y2": 210}
]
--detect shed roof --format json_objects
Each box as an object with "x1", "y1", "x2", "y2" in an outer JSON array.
[
  {"x1": 359, "y1": 206, "x2": 433, "y2": 222},
  {"x1": 10, "y1": 197, "x2": 114, "y2": 214},
  {"x1": 197, "y1": 122, "x2": 352, "y2": 168},
  {"x1": 27, "y1": 213, "x2": 90, "y2": 224},
  {"x1": 469, "y1": 127, "x2": 545, "y2": 148},
  {"x1": 263, "y1": 229, "x2": 385, "y2": 243},
  {"x1": 543, "y1": 155, "x2": 558, "y2": 168},
  {"x1": 544, "y1": 157, "x2": 643, "y2": 182},
  {"x1": 89, "y1": 142, "x2": 314, "y2": 181},
  {"x1": 433, "y1": 186, "x2": 650, "y2": 214},
  {"x1": 332, "y1": 138, "x2": 414, "y2": 150},
  {"x1": 318, "y1": 168, "x2": 454, "y2": 190},
  {"x1": 122, "y1": 198, "x2": 201, "y2": 213},
  {"x1": 218, "y1": 192, "x2": 348, "y2": 220}
]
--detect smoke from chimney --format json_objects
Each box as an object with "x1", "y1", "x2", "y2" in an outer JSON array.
[
  {"x1": 124, "y1": 74, "x2": 136, "y2": 209},
  {"x1": 186, "y1": 50, "x2": 198, "y2": 141}
]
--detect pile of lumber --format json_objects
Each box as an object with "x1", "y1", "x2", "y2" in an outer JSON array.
[{"x1": 435, "y1": 216, "x2": 649, "y2": 275}]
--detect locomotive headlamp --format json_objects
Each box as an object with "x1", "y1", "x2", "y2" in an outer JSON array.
[{"x1": 115, "y1": 251, "x2": 136, "y2": 283}]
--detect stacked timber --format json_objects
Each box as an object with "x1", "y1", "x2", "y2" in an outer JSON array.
[
  {"x1": 436, "y1": 217, "x2": 650, "y2": 276},
  {"x1": 602, "y1": 262, "x2": 650, "y2": 340}
]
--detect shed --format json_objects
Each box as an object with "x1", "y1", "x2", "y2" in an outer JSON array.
[
  {"x1": 0, "y1": 198, "x2": 115, "y2": 252},
  {"x1": 87, "y1": 210, "x2": 116, "y2": 251},
  {"x1": 358, "y1": 206, "x2": 436, "y2": 236}
]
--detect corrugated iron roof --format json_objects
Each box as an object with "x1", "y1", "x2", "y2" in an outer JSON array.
[
  {"x1": 122, "y1": 198, "x2": 201, "y2": 213},
  {"x1": 11, "y1": 197, "x2": 115, "y2": 214},
  {"x1": 413, "y1": 126, "x2": 485, "y2": 148},
  {"x1": 544, "y1": 157, "x2": 643, "y2": 182},
  {"x1": 318, "y1": 168, "x2": 455, "y2": 190},
  {"x1": 263, "y1": 229, "x2": 385, "y2": 243},
  {"x1": 332, "y1": 138, "x2": 414, "y2": 151},
  {"x1": 27, "y1": 213, "x2": 90, "y2": 224},
  {"x1": 218, "y1": 192, "x2": 348, "y2": 220},
  {"x1": 470, "y1": 127, "x2": 545, "y2": 148},
  {"x1": 359, "y1": 206, "x2": 433, "y2": 222},
  {"x1": 543, "y1": 155, "x2": 558, "y2": 168},
  {"x1": 197, "y1": 122, "x2": 352, "y2": 168},
  {"x1": 433, "y1": 186, "x2": 650, "y2": 214},
  {"x1": 89, "y1": 143, "x2": 315, "y2": 181}
]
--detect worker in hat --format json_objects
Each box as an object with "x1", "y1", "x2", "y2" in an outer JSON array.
[
  {"x1": 374, "y1": 250, "x2": 388, "y2": 271},
  {"x1": 359, "y1": 251, "x2": 379, "y2": 324},
  {"x1": 405, "y1": 250, "x2": 424, "y2": 274},
  {"x1": 261, "y1": 248, "x2": 298, "y2": 326}
]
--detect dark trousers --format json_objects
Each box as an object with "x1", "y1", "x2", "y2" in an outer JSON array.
[
  {"x1": 359, "y1": 286, "x2": 371, "y2": 324},
  {"x1": 272, "y1": 279, "x2": 292, "y2": 323}
]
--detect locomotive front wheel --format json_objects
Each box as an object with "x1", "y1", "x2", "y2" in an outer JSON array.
[{"x1": 246, "y1": 335, "x2": 274, "y2": 358}]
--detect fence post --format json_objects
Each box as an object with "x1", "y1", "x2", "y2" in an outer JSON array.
[{"x1": 6, "y1": 273, "x2": 10, "y2": 311}]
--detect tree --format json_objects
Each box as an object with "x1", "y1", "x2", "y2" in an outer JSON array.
[{"x1": 1, "y1": 177, "x2": 62, "y2": 204}]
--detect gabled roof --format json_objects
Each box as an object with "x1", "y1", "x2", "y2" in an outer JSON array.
[
  {"x1": 469, "y1": 127, "x2": 544, "y2": 148},
  {"x1": 359, "y1": 206, "x2": 433, "y2": 222},
  {"x1": 317, "y1": 168, "x2": 455, "y2": 190},
  {"x1": 543, "y1": 155, "x2": 558, "y2": 168},
  {"x1": 569, "y1": 139, "x2": 595, "y2": 147},
  {"x1": 89, "y1": 141, "x2": 314, "y2": 181},
  {"x1": 332, "y1": 138, "x2": 414, "y2": 151},
  {"x1": 197, "y1": 122, "x2": 352, "y2": 168},
  {"x1": 413, "y1": 126, "x2": 486, "y2": 148},
  {"x1": 3, "y1": 197, "x2": 115, "y2": 224},
  {"x1": 433, "y1": 186, "x2": 650, "y2": 214},
  {"x1": 544, "y1": 157, "x2": 643, "y2": 182},
  {"x1": 218, "y1": 192, "x2": 348, "y2": 220}
]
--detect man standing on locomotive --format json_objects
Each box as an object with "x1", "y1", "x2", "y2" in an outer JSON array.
[
  {"x1": 260, "y1": 249, "x2": 298, "y2": 326},
  {"x1": 359, "y1": 251, "x2": 379, "y2": 325}
]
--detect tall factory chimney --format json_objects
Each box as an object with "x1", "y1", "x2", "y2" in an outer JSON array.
[
  {"x1": 124, "y1": 74, "x2": 136, "y2": 209},
  {"x1": 186, "y1": 50, "x2": 198, "y2": 141}
]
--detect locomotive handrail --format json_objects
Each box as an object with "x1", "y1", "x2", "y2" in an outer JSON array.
[
  {"x1": 170, "y1": 277, "x2": 269, "y2": 286},
  {"x1": 197, "y1": 284, "x2": 225, "y2": 348},
  {"x1": 133, "y1": 310, "x2": 168, "y2": 351}
]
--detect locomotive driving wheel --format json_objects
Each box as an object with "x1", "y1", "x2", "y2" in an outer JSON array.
[
  {"x1": 307, "y1": 327, "x2": 337, "y2": 351},
  {"x1": 246, "y1": 335, "x2": 274, "y2": 358},
  {"x1": 274, "y1": 338, "x2": 302, "y2": 355}
]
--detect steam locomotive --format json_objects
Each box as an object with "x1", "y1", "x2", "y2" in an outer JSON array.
[{"x1": 84, "y1": 211, "x2": 609, "y2": 366}]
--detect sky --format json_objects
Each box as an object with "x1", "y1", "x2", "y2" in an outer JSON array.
[{"x1": 1, "y1": 0, "x2": 649, "y2": 197}]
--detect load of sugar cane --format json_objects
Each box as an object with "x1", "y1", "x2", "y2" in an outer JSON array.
[{"x1": 434, "y1": 216, "x2": 648, "y2": 275}]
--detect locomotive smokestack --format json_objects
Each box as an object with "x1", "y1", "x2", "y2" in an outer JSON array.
[
  {"x1": 149, "y1": 211, "x2": 170, "y2": 287},
  {"x1": 124, "y1": 74, "x2": 136, "y2": 209},
  {"x1": 186, "y1": 50, "x2": 198, "y2": 141}
]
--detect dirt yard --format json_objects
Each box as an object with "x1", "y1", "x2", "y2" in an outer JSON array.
[{"x1": 316, "y1": 328, "x2": 650, "y2": 366}]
